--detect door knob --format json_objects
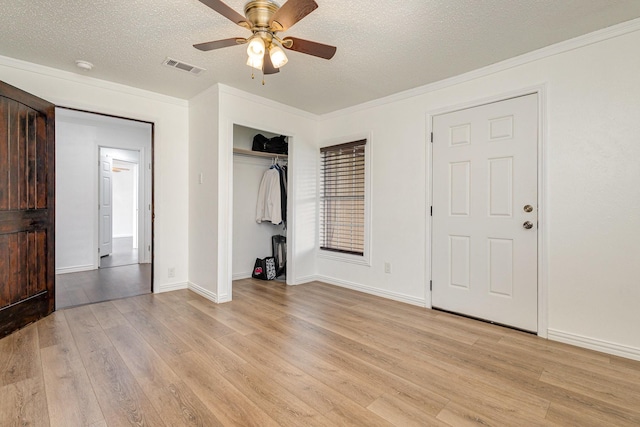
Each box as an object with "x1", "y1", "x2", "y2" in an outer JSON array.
[
  {"x1": 523, "y1": 205, "x2": 533, "y2": 213},
  {"x1": 523, "y1": 221, "x2": 533, "y2": 229}
]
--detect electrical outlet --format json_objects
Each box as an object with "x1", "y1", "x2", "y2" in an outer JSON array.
[
  {"x1": 168, "y1": 267, "x2": 175, "y2": 278},
  {"x1": 384, "y1": 262, "x2": 392, "y2": 274}
]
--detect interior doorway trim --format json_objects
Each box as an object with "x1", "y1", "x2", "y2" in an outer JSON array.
[
  {"x1": 97, "y1": 146, "x2": 146, "y2": 267},
  {"x1": 425, "y1": 84, "x2": 548, "y2": 337},
  {"x1": 56, "y1": 106, "x2": 155, "y2": 292},
  {"x1": 218, "y1": 118, "x2": 296, "y2": 303}
]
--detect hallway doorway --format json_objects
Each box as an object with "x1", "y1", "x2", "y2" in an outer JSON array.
[{"x1": 55, "y1": 108, "x2": 153, "y2": 309}]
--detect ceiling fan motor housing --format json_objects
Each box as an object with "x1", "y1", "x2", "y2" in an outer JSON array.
[{"x1": 244, "y1": 0, "x2": 280, "y2": 29}]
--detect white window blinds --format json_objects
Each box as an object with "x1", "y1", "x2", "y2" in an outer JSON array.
[{"x1": 320, "y1": 140, "x2": 366, "y2": 256}]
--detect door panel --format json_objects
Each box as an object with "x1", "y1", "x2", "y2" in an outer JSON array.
[
  {"x1": 99, "y1": 154, "x2": 113, "y2": 257},
  {"x1": 432, "y1": 94, "x2": 538, "y2": 332},
  {"x1": 0, "y1": 81, "x2": 55, "y2": 337}
]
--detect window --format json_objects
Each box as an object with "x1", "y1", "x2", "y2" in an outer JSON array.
[{"x1": 320, "y1": 139, "x2": 367, "y2": 256}]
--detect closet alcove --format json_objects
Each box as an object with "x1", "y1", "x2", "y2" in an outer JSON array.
[{"x1": 232, "y1": 124, "x2": 289, "y2": 283}]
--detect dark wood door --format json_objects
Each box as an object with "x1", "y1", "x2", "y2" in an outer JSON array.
[{"x1": 0, "y1": 81, "x2": 55, "y2": 337}]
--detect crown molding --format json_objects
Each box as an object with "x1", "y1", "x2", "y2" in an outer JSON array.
[
  {"x1": 0, "y1": 54, "x2": 188, "y2": 108},
  {"x1": 320, "y1": 17, "x2": 640, "y2": 120}
]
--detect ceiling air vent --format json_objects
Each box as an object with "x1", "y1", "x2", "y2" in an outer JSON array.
[{"x1": 162, "y1": 57, "x2": 205, "y2": 76}]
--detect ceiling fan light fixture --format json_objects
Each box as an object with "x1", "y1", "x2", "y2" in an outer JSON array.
[
  {"x1": 246, "y1": 55, "x2": 264, "y2": 70},
  {"x1": 193, "y1": 0, "x2": 337, "y2": 81},
  {"x1": 246, "y1": 36, "x2": 266, "y2": 58},
  {"x1": 269, "y1": 44, "x2": 288, "y2": 68}
]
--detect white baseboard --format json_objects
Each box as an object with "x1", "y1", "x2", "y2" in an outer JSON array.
[
  {"x1": 232, "y1": 272, "x2": 252, "y2": 280},
  {"x1": 316, "y1": 275, "x2": 426, "y2": 307},
  {"x1": 233, "y1": 273, "x2": 316, "y2": 286},
  {"x1": 217, "y1": 293, "x2": 232, "y2": 303},
  {"x1": 188, "y1": 281, "x2": 219, "y2": 303},
  {"x1": 113, "y1": 234, "x2": 133, "y2": 239},
  {"x1": 548, "y1": 329, "x2": 640, "y2": 362},
  {"x1": 155, "y1": 281, "x2": 188, "y2": 293},
  {"x1": 293, "y1": 275, "x2": 320, "y2": 285},
  {"x1": 56, "y1": 264, "x2": 95, "y2": 275}
]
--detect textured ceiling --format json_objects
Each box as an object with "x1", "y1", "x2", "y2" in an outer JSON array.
[{"x1": 1, "y1": 0, "x2": 640, "y2": 114}]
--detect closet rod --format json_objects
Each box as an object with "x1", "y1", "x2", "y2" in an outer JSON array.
[{"x1": 233, "y1": 148, "x2": 288, "y2": 160}]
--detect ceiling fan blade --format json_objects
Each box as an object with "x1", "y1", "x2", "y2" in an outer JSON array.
[
  {"x1": 263, "y1": 51, "x2": 280, "y2": 75},
  {"x1": 269, "y1": 0, "x2": 318, "y2": 32},
  {"x1": 282, "y1": 37, "x2": 336, "y2": 59},
  {"x1": 198, "y1": 0, "x2": 251, "y2": 28},
  {"x1": 193, "y1": 38, "x2": 246, "y2": 51}
]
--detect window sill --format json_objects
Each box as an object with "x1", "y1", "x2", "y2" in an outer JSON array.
[{"x1": 318, "y1": 249, "x2": 371, "y2": 267}]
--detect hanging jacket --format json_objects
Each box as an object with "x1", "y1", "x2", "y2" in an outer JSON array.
[
  {"x1": 256, "y1": 167, "x2": 282, "y2": 225},
  {"x1": 277, "y1": 165, "x2": 287, "y2": 224}
]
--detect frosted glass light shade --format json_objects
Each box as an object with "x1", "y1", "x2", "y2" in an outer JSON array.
[
  {"x1": 247, "y1": 37, "x2": 265, "y2": 58},
  {"x1": 269, "y1": 45, "x2": 288, "y2": 68},
  {"x1": 246, "y1": 55, "x2": 264, "y2": 70}
]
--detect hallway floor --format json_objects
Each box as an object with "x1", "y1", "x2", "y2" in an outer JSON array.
[
  {"x1": 56, "y1": 263, "x2": 151, "y2": 309},
  {"x1": 100, "y1": 236, "x2": 139, "y2": 268}
]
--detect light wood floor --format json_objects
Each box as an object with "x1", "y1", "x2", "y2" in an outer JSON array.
[{"x1": 2, "y1": 279, "x2": 640, "y2": 426}]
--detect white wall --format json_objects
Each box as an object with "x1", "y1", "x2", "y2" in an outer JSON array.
[
  {"x1": 318, "y1": 25, "x2": 640, "y2": 358},
  {"x1": 232, "y1": 124, "x2": 285, "y2": 279},
  {"x1": 56, "y1": 111, "x2": 151, "y2": 272},
  {"x1": 5, "y1": 22, "x2": 640, "y2": 359},
  {"x1": 0, "y1": 55, "x2": 190, "y2": 292},
  {"x1": 104, "y1": 148, "x2": 139, "y2": 244},
  {"x1": 188, "y1": 84, "x2": 318, "y2": 302},
  {"x1": 188, "y1": 85, "x2": 220, "y2": 300},
  {"x1": 112, "y1": 159, "x2": 135, "y2": 238},
  {"x1": 55, "y1": 122, "x2": 96, "y2": 273},
  {"x1": 219, "y1": 86, "x2": 318, "y2": 299}
]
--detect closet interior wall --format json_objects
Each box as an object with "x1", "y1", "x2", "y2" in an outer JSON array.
[{"x1": 232, "y1": 124, "x2": 287, "y2": 280}]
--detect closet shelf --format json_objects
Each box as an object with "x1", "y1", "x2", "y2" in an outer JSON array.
[{"x1": 233, "y1": 148, "x2": 288, "y2": 159}]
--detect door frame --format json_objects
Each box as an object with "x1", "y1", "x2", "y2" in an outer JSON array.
[
  {"x1": 56, "y1": 106, "x2": 155, "y2": 292},
  {"x1": 97, "y1": 147, "x2": 146, "y2": 267},
  {"x1": 218, "y1": 118, "x2": 296, "y2": 303},
  {"x1": 426, "y1": 85, "x2": 548, "y2": 337}
]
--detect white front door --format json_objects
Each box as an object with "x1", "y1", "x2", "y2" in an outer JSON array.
[
  {"x1": 99, "y1": 154, "x2": 113, "y2": 258},
  {"x1": 431, "y1": 94, "x2": 538, "y2": 332}
]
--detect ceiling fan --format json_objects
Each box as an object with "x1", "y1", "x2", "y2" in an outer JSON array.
[{"x1": 193, "y1": 0, "x2": 337, "y2": 78}]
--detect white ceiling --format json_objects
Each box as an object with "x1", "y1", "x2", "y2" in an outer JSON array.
[{"x1": 2, "y1": 0, "x2": 640, "y2": 114}]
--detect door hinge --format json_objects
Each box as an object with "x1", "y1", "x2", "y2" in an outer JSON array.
[
  {"x1": 430, "y1": 206, "x2": 433, "y2": 216},
  {"x1": 98, "y1": 247, "x2": 100, "y2": 253},
  {"x1": 430, "y1": 132, "x2": 433, "y2": 143},
  {"x1": 430, "y1": 280, "x2": 433, "y2": 291}
]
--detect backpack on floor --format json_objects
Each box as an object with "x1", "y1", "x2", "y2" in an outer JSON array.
[{"x1": 252, "y1": 257, "x2": 276, "y2": 280}]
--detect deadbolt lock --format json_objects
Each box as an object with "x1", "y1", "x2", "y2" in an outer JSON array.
[{"x1": 523, "y1": 204, "x2": 534, "y2": 213}]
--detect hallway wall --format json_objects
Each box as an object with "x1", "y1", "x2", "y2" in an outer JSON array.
[{"x1": 0, "y1": 55, "x2": 189, "y2": 292}]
